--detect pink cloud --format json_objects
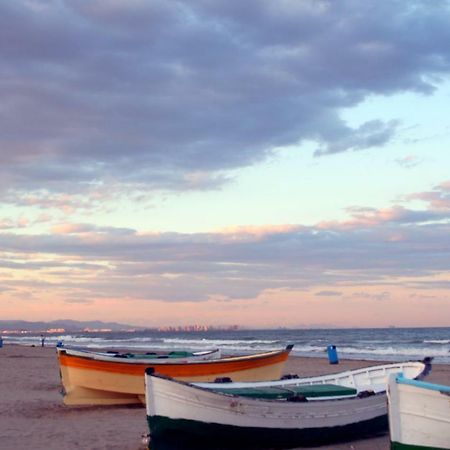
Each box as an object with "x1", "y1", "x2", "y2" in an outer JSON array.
[
  {"x1": 0, "y1": 217, "x2": 29, "y2": 230},
  {"x1": 318, "y1": 206, "x2": 413, "y2": 229},
  {"x1": 51, "y1": 223, "x2": 95, "y2": 234},
  {"x1": 217, "y1": 224, "x2": 301, "y2": 240},
  {"x1": 407, "y1": 180, "x2": 450, "y2": 210}
]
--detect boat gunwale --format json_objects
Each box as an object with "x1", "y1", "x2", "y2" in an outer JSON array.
[
  {"x1": 146, "y1": 370, "x2": 390, "y2": 405},
  {"x1": 395, "y1": 373, "x2": 450, "y2": 393},
  {"x1": 57, "y1": 347, "x2": 221, "y2": 364},
  {"x1": 57, "y1": 346, "x2": 293, "y2": 379},
  {"x1": 193, "y1": 360, "x2": 430, "y2": 392}
]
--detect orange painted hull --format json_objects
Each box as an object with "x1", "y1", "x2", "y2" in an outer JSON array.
[{"x1": 57, "y1": 347, "x2": 293, "y2": 405}]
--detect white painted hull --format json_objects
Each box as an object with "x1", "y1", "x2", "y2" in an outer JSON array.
[
  {"x1": 388, "y1": 374, "x2": 450, "y2": 449},
  {"x1": 195, "y1": 360, "x2": 428, "y2": 395},
  {"x1": 145, "y1": 361, "x2": 430, "y2": 447},
  {"x1": 147, "y1": 373, "x2": 386, "y2": 429},
  {"x1": 58, "y1": 346, "x2": 292, "y2": 405}
]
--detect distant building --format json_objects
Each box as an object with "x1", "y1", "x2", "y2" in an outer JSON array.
[
  {"x1": 157, "y1": 324, "x2": 239, "y2": 332},
  {"x1": 82, "y1": 328, "x2": 113, "y2": 332}
]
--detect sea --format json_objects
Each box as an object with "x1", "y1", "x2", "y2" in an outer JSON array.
[{"x1": 4, "y1": 327, "x2": 450, "y2": 364}]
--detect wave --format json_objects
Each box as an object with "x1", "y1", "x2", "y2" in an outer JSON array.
[
  {"x1": 331, "y1": 345, "x2": 448, "y2": 357},
  {"x1": 162, "y1": 338, "x2": 282, "y2": 346},
  {"x1": 4, "y1": 328, "x2": 450, "y2": 363}
]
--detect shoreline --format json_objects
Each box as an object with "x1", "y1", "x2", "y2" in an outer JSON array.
[{"x1": 1, "y1": 343, "x2": 449, "y2": 450}]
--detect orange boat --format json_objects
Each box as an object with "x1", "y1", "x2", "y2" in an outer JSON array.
[{"x1": 57, "y1": 345, "x2": 294, "y2": 405}]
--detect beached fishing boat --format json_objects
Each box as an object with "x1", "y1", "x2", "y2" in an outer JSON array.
[
  {"x1": 387, "y1": 373, "x2": 450, "y2": 450},
  {"x1": 145, "y1": 360, "x2": 431, "y2": 448},
  {"x1": 61, "y1": 347, "x2": 221, "y2": 362},
  {"x1": 57, "y1": 345, "x2": 293, "y2": 406}
]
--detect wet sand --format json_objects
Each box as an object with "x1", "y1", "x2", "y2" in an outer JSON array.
[{"x1": 0, "y1": 344, "x2": 448, "y2": 450}]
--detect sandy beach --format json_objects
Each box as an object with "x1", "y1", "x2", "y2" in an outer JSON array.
[{"x1": 0, "y1": 344, "x2": 448, "y2": 450}]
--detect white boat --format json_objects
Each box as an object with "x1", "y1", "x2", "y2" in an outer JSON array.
[
  {"x1": 387, "y1": 373, "x2": 450, "y2": 450},
  {"x1": 60, "y1": 347, "x2": 221, "y2": 364},
  {"x1": 57, "y1": 345, "x2": 293, "y2": 405},
  {"x1": 145, "y1": 360, "x2": 431, "y2": 448},
  {"x1": 194, "y1": 360, "x2": 430, "y2": 394}
]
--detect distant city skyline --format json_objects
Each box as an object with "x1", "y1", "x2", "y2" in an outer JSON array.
[
  {"x1": 3, "y1": 319, "x2": 449, "y2": 335},
  {"x1": 0, "y1": 1, "x2": 449, "y2": 328}
]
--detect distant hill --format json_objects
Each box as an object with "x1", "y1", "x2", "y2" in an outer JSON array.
[{"x1": 0, "y1": 319, "x2": 138, "y2": 333}]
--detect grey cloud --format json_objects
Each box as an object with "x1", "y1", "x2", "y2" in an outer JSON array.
[
  {"x1": 0, "y1": 285, "x2": 13, "y2": 293},
  {"x1": 1, "y1": 1, "x2": 450, "y2": 196},
  {"x1": 0, "y1": 218, "x2": 28, "y2": 230},
  {"x1": 315, "y1": 290, "x2": 342, "y2": 297},
  {"x1": 395, "y1": 155, "x2": 421, "y2": 168},
  {"x1": 348, "y1": 291, "x2": 391, "y2": 301},
  {"x1": 409, "y1": 280, "x2": 450, "y2": 290},
  {"x1": 63, "y1": 297, "x2": 94, "y2": 305},
  {"x1": 0, "y1": 200, "x2": 449, "y2": 301},
  {"x1": 314, "y1": 119, "x2": 399, "y2": 156},
  {"x1": 0, "y1": 259, "x2": 104, "y2": 271}
]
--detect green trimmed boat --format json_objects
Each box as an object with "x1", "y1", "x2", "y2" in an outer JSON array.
[
  {"x1": 145, "y1": 360, "x2": 431, "y2": 449},
  {"x1": 64, "y1": 347, "x2": 221, "y2": 361}
]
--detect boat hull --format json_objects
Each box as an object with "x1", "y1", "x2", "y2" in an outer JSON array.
[
  {"x1": 388, "y1": 375, "x2": 450, "y2": 450},
  {"x1": 391, "y1": 444, "x2": 447, "y2": 450},
  {"x1": 148, "y1": 414, "x2": 387, "y2": 448},
  {"x1": 58, "y1": 347, "x2": 292, "y2": 405},
  {"x1": 145, "y1": 361, "x2": 430, "y2": 449},
  {"x1": 146, "y1": 375, "x2": 388, "y2": 448}
]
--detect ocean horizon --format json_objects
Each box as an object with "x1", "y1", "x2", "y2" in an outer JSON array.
[{"x1": 4, "y1": 326, "x2": 450, "y2": 364}]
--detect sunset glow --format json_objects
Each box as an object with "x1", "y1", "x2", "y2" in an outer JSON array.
[{"x1": 1, "y1": 1, "x2": 450, "y2": 328}]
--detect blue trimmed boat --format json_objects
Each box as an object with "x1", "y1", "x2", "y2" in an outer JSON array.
[{"x1": 387, "y1": 373, "x2": 450, "y2": 450}]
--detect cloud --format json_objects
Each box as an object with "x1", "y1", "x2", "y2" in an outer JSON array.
[
  {"x1": 315, "y1": 290, "x2": 342, "y2": 297},
  {"x1": 348, "y1": 291, "x2": 391, "y2": 301},
  {"x1": 1, "y1": 184, "x2": 449, "y2": 302},
  {"x1": 409, "y1": 280, "x2": 450, "y2": 290},
  {"x1": 0, "y1": 217, "x2": 29, "y2": 230},
  {"x1": 395, "y1": 155, "x2": 422, "y2": 168},
  {"x1": 407, "y1": 180, "x2": 450, "y2": 210},
  {"x1": 51, "y1": 223, "x2": 135, "y2": 235},
  {"x1": 319, "y1": 184, "x2": 450, "y2": 230},
  {"x1": 1, "y1": 1, "x2": 450, "y2": 197},
  {"x1": 314, "y1": 119, "x2": 399, "y2": 156},
  {"x1": 0, "y1": 285, "x2": 13, "y2": 293},
  {"x1": 217, "y1": 224, "x2": 301, "y2": 240}
]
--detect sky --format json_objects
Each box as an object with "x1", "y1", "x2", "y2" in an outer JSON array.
[{"x1": 1, "y1": 0, "x2": 450, "y2": 329}]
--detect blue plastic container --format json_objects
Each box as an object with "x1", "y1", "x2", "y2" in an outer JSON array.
[{"x1": 327, "y1": 345, "x2": 339, "y2": 364}]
